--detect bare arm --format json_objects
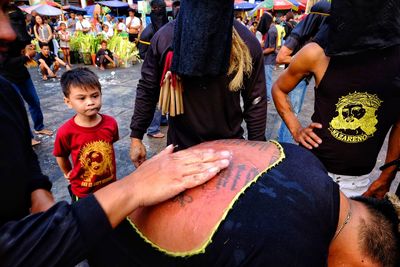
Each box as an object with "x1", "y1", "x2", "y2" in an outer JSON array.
[
  {"x1": 47, "y1": 25, "x2": 53, "y2": 42},
  {"x1": 55, "y1": 57, "x2": 71, "y2": 69},
  {"x1": 31, "y1": 189, "x2": 55, "y2": 213},
  {"x1": 56, "y1": 156, "x2": 72, "y2": 178},
  {"x1": 272, "y1": 43, "x2": 328, "y2": 149},
  {"x1": 104, "y1": 54, "x2": 114, "y2": 64},
  {"x1": 263, "y1": 47, "x2": 275, "y2": 55},
  {"x1": 276, "y1": 45, "x2": 293, "y2": 65},
  {"x1": 33, "y1": 25, "x2": 41, "y2": 42},
  {"x1": 363, "y1": 119, "x2": 400, "y2": 198},
  {"x1": 38, "y1": 58, "x2": 51, "y2": 71}
]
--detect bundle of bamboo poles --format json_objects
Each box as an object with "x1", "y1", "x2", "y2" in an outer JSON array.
[{"x1": 158, "y1": 71, "x2": 184, "y2": 117}]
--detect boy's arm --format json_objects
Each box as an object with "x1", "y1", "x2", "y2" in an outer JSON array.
[
  {"x1": 104, "y1": 54, "x2": 114, "y2": 64},
  {"x1": 38, "y1": 58, "x2": 54, "y2": 75},
  {"x1": 55, "y1": 57, "x2": 71, "y2": 69},
  {"x1": 56, "y1": 156, "x2": 72, "y2": 178}
]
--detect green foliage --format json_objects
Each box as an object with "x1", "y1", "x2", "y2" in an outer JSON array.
[{"x1": 68, "y1": 33, "x2": 139, "y2": 66}]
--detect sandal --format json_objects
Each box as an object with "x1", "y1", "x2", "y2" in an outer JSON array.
[
  {"x1": 34, "y1": 129, "x2": 53, "y2": 136},
  {"x1": 147, "y1": 132, "x2": 165, "y2": 138},
  {"x1": 31, "y1": 139, "x2": 41, "y2": 146}
]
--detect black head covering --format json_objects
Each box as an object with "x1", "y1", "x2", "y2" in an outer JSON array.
[
  {"x1": 326, "y1": 0, "x2": 400, "y2": 56},
  {"x1": 150, "y1": 0, "x2": 168, "y2": 32},
  {"x1": 289, "y1": 0, "x2": 330, "y2": 52},
  {"x1": 257, "y1": 13, "x2": 273, "y2": 36},
  {"x1": 310, "y1": 0, "x2": 330, "y2": 13},
  {"x1": 9, "y1": 5, "x2": 31, "y2": 50},
  {"x1": 170, "y1": 0, "x2": 234, "y2": 77}
]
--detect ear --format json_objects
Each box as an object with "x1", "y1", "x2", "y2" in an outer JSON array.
[{"x1": 64, "y1": 97, "x2": 73, "y2": 109}]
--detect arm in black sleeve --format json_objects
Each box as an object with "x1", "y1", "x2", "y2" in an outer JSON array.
[
  {"x1": 3, "y1": 55, "x2": 30, "y2": 67},
  {"x1": 130, "y1": 33, "x2": 163, "y2": 140},
  {"x1": 241, "y1": 42, "x2": 267, "y2": 141},
  {"x1": 0, "y1": 195, "x2": 112, "y2": 267},
  {"x1": 27, "y1": 147, "x2": 52, "y2": 193}
]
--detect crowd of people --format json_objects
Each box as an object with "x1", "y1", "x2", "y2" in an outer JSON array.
[{"x1": 0, "y1": 0, "x2": 400, "y2": 266}]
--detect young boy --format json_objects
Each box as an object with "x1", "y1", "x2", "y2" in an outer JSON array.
[
  {"x1": 54, "y1": 67, "x2": 119, "y2": 201},
  {"x1": 36, "y1": 42, "x2": 71, "y2": 80},
  {"x1": 95, "y1": 40, "x2": 115, "y2": 70}
]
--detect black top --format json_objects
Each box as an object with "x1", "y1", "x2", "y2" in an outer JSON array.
[
  {"x1": 263, "y1": 25, "x2": 278, "y2": 65},
  {"x1": 87, "y1": 143, "x2": 340, "y2": 266},
  {"x1": 35, "y1": 52, "x2": 56, "y2": 67},
  {"x1": 137, "y1": 23, "x2": 156, "y2": 60},
  {"x1": 311, "y1": 45, "x2": 400, "y2": 175},
  {"x1": 130, "y1": 20, "x2": 267, "y2": 150},
  {"x1": 0, "y1": 47, "x2": 31, "y2": 83},
  {"x1": 96, "y1": 48, "x2": 113, "y2": 58},
  {"x1": 0, "y1": 76, "x2": 51, "y2": 226},
  {"x1": 0, "y1": 76, "x2": 113, "y2": 266}
]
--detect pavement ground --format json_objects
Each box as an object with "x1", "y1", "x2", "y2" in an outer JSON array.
[{"x1": 26, "y1": 63, "x2": 398, "y2": 202}]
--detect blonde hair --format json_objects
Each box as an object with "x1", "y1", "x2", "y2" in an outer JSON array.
[{"x1": 228, "y1": 28, "x2": 253, "y2": 92}]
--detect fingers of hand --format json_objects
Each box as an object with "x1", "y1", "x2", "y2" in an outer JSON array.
[
  {"x1": 173, "y1": 149, "x2": 232, "y2": 164},
  {"x1": 180, "y1": 159, "x2": 230, "y2": 176},
  {"x1": 181, "y1": 159, "x2": 230, "y2": 188}
]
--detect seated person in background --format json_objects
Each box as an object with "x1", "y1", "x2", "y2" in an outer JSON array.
[
  {"x1": 95, "y1": 40, "x2": 115, "y2": 70},
  {"x1": 35, "y1": 42, "x2": 71, "y2": 80}
]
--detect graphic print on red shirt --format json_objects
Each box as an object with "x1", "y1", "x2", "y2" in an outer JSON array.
[{"x1": 53, "y1": 114, "x2": 119, "y2": 198}]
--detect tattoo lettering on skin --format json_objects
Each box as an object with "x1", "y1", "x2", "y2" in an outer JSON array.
[
  {"x1": 231, "y1": 164, "x2": 246, "y2": 191},
  {"x1": 172, "y1": 192, "x2": 193, "y2": 207},
  {"x1": 216, "y1": 166, "x2": 232, "y2": 189},
  {"x1": 214, "y1": 139, "x2": 273, "y2": 152},
  {"x1": 245, "y1": 167, "x2": 260, "y2": 184}
]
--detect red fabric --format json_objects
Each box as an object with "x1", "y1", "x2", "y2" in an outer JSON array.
[
  {"x1": 160, "y1": 51, "x2": 177, "y2": 88},
  {"x1": 53, "y1": 114, "x2": 119, "y2": 198},
  {"x1": 129, "y1": 140, "x2": 281, "y2": 253}
]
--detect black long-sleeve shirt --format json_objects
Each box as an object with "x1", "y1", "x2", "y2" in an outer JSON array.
[
  {"x1": 130, "y1": 20, "x2": 267, "y2": 149},
  {"x1": 0, "y1": 77, "x2": 112, "y2": 266}
]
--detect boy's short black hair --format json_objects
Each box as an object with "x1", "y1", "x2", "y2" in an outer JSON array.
[
  {"x1": 39, "y1": 42, "x2": 49, "y2": 49},
  {"x1": 60, "y1": 67, "x2": 101, "y2": 97},
  {"x1": 101, "y1": 40, "x2": 107, "y2": 45}
]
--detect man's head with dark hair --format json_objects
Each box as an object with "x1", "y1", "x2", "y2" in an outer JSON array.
[
  {"x1": 285, "y1": 11, "x2": 294, "y2": 21},
  {"x1": 60, "y1": 67, "x2": 101, "y2": 97},
  {"x1": 352, "y1": 196, "x2": 400, "y2": 266}
]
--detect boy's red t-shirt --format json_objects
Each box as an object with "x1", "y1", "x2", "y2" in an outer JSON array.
[{"x1": 53, "y1": 114, "x2": 119, "y2": 198}]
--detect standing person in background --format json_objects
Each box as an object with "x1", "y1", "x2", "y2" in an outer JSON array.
[
  {"x1": 126, "y1": 8, "x2": 141, "y2": 43},
  {"x1": 58, "y1": 22, "x2": 71, "y2": 66},
  {"x1": 257, "y1": 12, "x2": 277, "y2": 102},
  {"x1": 117, "y1": 17, "x2": 127, "y2": 35},
  {"x1": 171, "y1": 0, "x2": 180, "y2": 19},
  {"x1": 103, "y1": 14, "x2": 115, "y2": 37},
  {"x1": 33, "y1": 14, "x2": 54, "y2": 56},
  {"x1": 274, "y1": 18, "x2": 285, "y2": 51},
  {"x1": 137, "y1": 0, "x2": 169, "y2": 139},
  {"x1": 67, "y1": 11, "x2": 77, "y2": 35},
  {"x1": 0, "y1": 5, "x2": 53, "y2": 146},
  {"x1": 283, "y1": 11, "x2": 296, "y2": 41},
  {"x1": 75, "y1": 13, "x2": 91, "y2": 34},
  {"x1": 130, "y1": 0, "x2": 267, "y2": 167},
  {"x1": 275, "y1": 0, "x2": 330, "y2": 143},
  {"x1": 272, "y1": 0, "x2": 400, "y2": 197}
]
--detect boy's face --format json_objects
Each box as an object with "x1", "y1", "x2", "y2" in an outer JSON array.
[
  {"x1": 41, "y1": 46, "x2": 50, "y2": 56},
  {"x1": 101, "y1": 43, "x2": 107, "y2": 49},
  {"x1": 64, "y1": 86, "x2": 102, "y2": 118}
]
